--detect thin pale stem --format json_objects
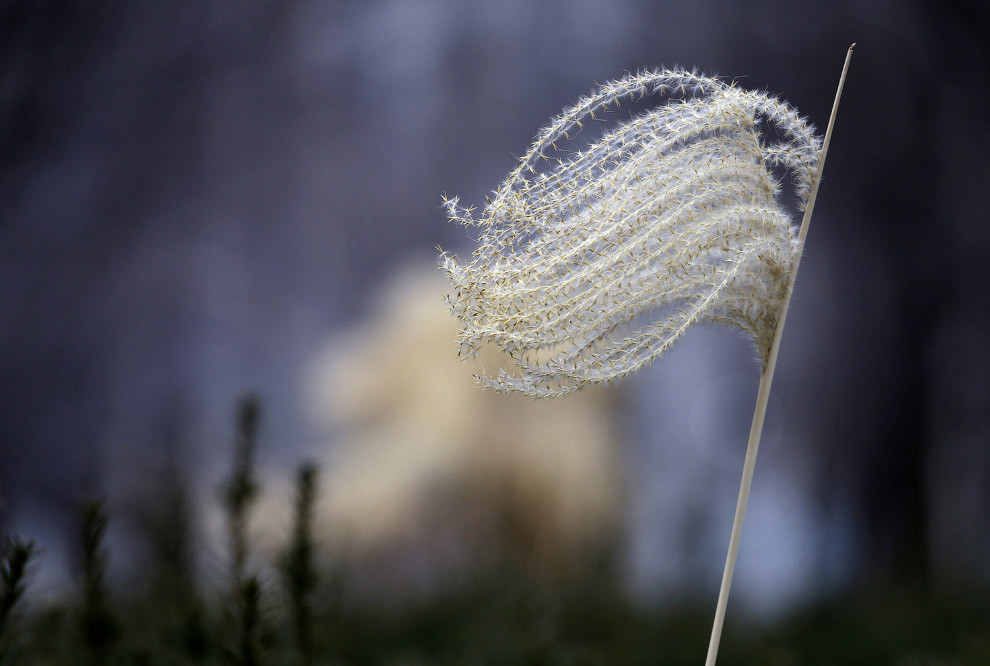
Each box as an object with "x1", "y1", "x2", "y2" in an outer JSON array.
[{"x1": 704, "y1": 43, "x2": 854, "y2": 666}]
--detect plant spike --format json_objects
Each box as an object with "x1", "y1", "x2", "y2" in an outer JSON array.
[
  {"x1": 442, "y1": 45, "x2": 854, "y2": 665},
  {"x1": 0, "y1": 537, "x2": 36, "y2": 647},
  {"x1": 441, "y1": 65, "x2": 821, "y2": 397},
  {"x1": 280, "y1": 462, "x2": 319, "y2": 666},
  {"x1": 705, "y1": 44, "x2": 854, "y2": 666}
]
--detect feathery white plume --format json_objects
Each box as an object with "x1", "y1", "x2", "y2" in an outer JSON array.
[{"x1": 440, "y1": 69, "x2": 822, "y2": 397}]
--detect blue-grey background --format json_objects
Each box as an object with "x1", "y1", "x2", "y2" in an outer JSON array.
[{"x1": 2, "y1": 0, "x2": 988, "y2": 610}]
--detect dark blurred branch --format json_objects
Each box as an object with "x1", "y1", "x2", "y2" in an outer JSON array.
[
  {"x1": 0, "y1": 536, "x2": 35, "y2": 647},
  {"x1": 230, "y1": 575, "x2": 266, "y2": 666},
  {"x1": 280, "y1": 462, "x2": 319, "y2": 666},
  {"x1": 222, "y1": 394, "x2": 262, "y2": 593},
  {"x1": 78, "y1": 499, "x2": 117, "y2": 664},
  {"x1": 221, "y1": 393, "x2": 271, "y2": 666}
]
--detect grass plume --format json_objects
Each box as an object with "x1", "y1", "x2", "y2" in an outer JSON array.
[
  {"x1": 441, "y1": 68, "x2": 821, "y2": 397},
  {"x1": 441, "y1": 46, "x2": 855, "y2": 666}
]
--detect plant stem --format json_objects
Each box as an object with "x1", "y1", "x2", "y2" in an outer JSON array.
[
  {"x1": 704, "y1": 43, "x2": 854, "y2": 666},
  {"x1": 224, "y1": 394, "x2": 261, "y2": 595},
  {"x1": 281, "y1": 462, "x2": 319, "y2": 666},
  {"x1": 0, "y1": 538, "x2": 35, "y2": 644}
]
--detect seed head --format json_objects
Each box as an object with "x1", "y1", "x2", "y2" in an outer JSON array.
[{"x1": 441, "y1": 69, "x2": 821, "y2": 397}]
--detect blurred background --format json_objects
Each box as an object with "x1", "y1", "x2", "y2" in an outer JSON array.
[{"x1": 1, "y1": 0, "x2": 989, "y2": 662}]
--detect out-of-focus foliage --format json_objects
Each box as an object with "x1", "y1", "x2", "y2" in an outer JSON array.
[
  {"x1": 3, "y1": 0, "x2": 989, "y2": 612},
  {"x1": 224, "y1": 264, "x2": 625, "y2": 595},
  {"x1": 2, "y1": 414, "x2": 988, "y2": 665}
]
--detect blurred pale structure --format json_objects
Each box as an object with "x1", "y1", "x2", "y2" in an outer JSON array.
[{"x1": 236, "y1": 261, "x2": 624, "y2": 587}]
